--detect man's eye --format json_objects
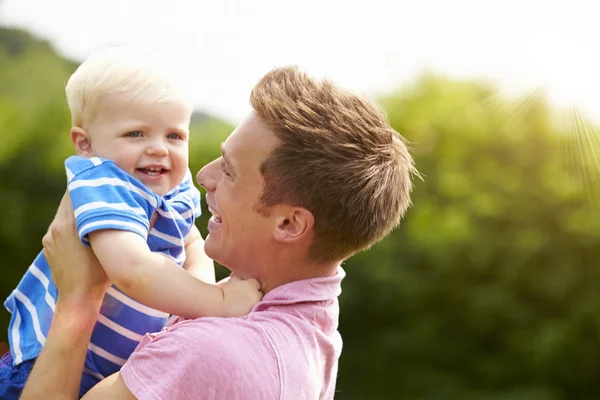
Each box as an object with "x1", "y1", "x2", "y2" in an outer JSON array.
[
  {"x1": 221, "y1": 165, "x2": 231, "y2": 178},
  {"x1": 125, "y1": 131, "x2": 142, "y2": 137}
]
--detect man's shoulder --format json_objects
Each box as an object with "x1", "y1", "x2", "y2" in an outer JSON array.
[
  {"x1": 159, "y1": 315, "x2": 300, "y2": 380},
  {"x1": 166, "y1": 316, "x2": 276, "y2": 354},
  {"x1": 123, "y1": 317, "x2": 282, "y2": 399},
  {"x1": 167, "y1": 312, "x2": 314, "y2": 352},
  {"x1": 125, "y1": 313, "x2": 341, "y2": 399},
  {"x1": 168, "y1": 311, "x2": 338, "y2": 377}
]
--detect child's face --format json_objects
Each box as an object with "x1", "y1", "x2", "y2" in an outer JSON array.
[{"x1": 85, "y1": 94, "x2": 192, "y2": 196}]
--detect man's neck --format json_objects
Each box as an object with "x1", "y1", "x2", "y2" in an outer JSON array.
[{"x1": 258, "y1": 260, "x2": 339, "y2": 295}]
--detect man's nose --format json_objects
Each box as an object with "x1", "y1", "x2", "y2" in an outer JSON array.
[{"x1": 196, "y1": 158, "x2": 220, "y2": 192}]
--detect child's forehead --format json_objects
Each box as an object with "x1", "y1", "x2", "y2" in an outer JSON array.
[
  {"x1": 97, "y1": 90, "x2": 191, "y2": 106},
  {"x1": 96, "y1": 92, "x2": 191, "y2": 113},
  {"x1": 91, "y1": 93, "x2": 192, "y2": 125}
]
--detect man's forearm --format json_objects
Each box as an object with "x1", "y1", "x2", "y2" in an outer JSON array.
[{"x1": 21, "y1": 296, "x2": 103, "y2": 400}]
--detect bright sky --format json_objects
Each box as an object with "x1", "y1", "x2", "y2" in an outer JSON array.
[{"x1": 1, "y1": 0, "x2": 598, "y2": 124}]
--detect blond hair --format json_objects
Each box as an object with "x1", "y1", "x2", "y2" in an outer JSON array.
[
  {"x1": 251, "y1": 66, "x2": 418, "y2": 263},
  {"x1": 65, "y1": 46, "x2": 192, "y2": 127}
]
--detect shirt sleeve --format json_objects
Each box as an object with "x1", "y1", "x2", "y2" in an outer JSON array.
[
  {"x1": 119, "y1": 319, "x2": 280, "y2": 400},
  {"x1": 65, "y1": 156, "x2": 159, "y2": 246}
]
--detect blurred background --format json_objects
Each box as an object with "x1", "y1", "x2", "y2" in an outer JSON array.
[{"x1": 1, "y1": 0, "x2": 600, "y2": 398}]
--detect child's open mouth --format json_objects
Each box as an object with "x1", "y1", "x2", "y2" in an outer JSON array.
[{"x1": 137, "y1": 167, "x2": 168, "y2": 177}]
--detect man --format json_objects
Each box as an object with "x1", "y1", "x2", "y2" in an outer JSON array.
[{"x1": 22, "y1": 66, "x2": 417, "y2": 399}]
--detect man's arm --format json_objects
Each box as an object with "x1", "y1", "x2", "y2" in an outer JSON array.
[
  {"x1": 22, "y1": 296, "x2": 136, "y2": 400},
  {"x1": 21, "y1": 193, "x2": 120, "y2": 399},
  {"x1": 82, "y1": 372, "x2": 136, "y2": 399},
  {"x1": 21, "y1": 297, "x2": 121, "y2": 400},
  {"x1": 89, "y1": 229, "x2": 260, "y2": 319},
  {"x1": 182, "y1": 224, "x2": 216, "y2": 284}
]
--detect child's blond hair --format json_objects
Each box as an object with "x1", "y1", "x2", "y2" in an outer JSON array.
[{"x1": 65, "y1": 46, "x2": 192, "y2": 127}]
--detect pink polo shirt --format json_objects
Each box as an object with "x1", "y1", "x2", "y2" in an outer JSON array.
[{"x1": 120, "y1": 268, "x2": 345, "y2": 400}]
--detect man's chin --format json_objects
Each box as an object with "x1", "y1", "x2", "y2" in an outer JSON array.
[{"x1": 203, "y1": 240, "x2": 223, "y2": 265}]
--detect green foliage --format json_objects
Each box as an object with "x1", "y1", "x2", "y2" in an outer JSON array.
[
  {"x1": 1, "y1": 28, "x2": 599, "y2": 399},
  {"x1": 0, "y1": 29, "x2": 77, "y2": 338},
  {"x1": 338, "y1": 75, "x2": 600, "y2": 399}
]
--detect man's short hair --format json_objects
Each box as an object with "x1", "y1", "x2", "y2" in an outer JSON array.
[
  {"x1": 250, "y1": 66, "x2": 418, "y2": 263},
  {"x1": 65, "y1": 46, "x2": 192, "y2": 128}
]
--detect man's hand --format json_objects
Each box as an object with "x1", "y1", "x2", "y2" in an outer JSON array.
[
  {"x1": 42, "y1": 191, "x2": 111, "y2": 301},
  {"x1": 221, "y1": 276, "x2": 263, "y2": 317}
]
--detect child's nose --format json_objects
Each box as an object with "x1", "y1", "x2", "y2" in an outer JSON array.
[{"x1": 146, "y1": 140, "x2": 168, "y2": 156}]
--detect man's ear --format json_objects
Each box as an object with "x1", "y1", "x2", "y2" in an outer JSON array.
[
  {"x1": 70, "y1": 127, "x2": 93, "y2": 156},
  {"x1": 273, "y1": 207, "x2": 314, "y2": 244}
]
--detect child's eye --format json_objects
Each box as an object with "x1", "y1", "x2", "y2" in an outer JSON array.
[
  {"x1": 167, "y1": 132, "x2": 183, "y2": 140},
  {"x1": 125, "y1": 131, "x2": 143, "y2": 137}
]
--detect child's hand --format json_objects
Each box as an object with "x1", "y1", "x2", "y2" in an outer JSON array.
[{"x1": 221, "y1": 276, "x2": 263, "y2": 317}]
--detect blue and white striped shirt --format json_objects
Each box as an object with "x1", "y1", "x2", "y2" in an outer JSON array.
[{"x1": 4, "y1": 155, "x2": 201, "y2": 392}]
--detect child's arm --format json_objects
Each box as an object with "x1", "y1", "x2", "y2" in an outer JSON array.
[
  {"x1": 182, "y1": 225, "x2": 216, "y2": 285},
  {"x1": 88, "y1": 230, "x2": 262, "y2": 319}
]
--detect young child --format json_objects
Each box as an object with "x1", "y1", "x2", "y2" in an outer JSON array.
[{"x1": 0, "y1": 47, "x2": 263, "y2": 398}]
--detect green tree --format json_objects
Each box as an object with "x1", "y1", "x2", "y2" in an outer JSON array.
[{"x1": 336, "y1": 75, "x2": 600, "y2": 399}]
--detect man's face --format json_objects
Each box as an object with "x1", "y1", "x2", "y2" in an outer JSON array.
[
  {"x1": 85, "y1": 94, "x2": 191, "y2": 196},
  {"x1": 196, "y1": 113, "x2": 279, "y2": 275}
]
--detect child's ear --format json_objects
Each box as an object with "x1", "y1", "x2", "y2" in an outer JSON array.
[{"x1": 70, "y1": 127, "x2": 93, "y2": 156}]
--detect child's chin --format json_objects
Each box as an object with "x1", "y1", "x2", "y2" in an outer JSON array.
[
  {"x1": 148, "y1": 187, "x2": 166, "y2": 196},
  {"x1": 148, "y1": 183, "x2": 174, "y2": 197}
]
